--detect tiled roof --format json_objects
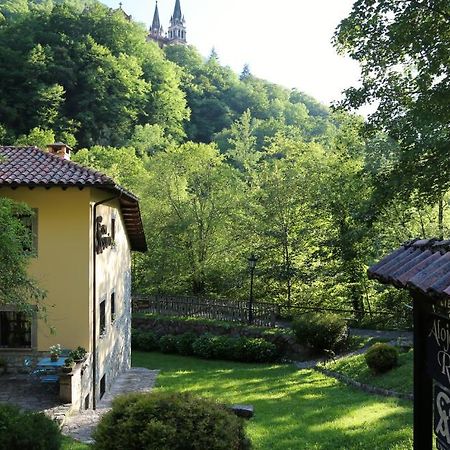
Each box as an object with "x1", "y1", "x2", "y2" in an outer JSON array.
[
  {"x1": 0, "y1": 146, "x2": 147, "y2": 252},
  {"x1": 368, "y1": 239, "x2": 450, "y2": 298}
]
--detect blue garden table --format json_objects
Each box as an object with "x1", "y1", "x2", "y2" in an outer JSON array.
[{"x1": 34, "y1": 357, "x2": 65, "y2": 383}]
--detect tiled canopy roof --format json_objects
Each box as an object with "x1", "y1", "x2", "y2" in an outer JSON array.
[
  {"x1": 368, "y1": 239, "x2": 450, "y2": 298},
  {"x1": 0, "y1": 146, "x2": 147, "y2": 252}
]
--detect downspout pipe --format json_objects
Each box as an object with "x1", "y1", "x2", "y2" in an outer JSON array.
[{"x1": 92, "y1": 194, "x2": 120, "y2": 410}]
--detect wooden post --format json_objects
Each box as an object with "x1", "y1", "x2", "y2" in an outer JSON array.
[{"x1": 413, "y1": 293, "x2": 433, "y2": 450}]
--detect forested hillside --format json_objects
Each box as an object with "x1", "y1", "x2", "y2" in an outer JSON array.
[{"x1": 0, "y1": 0, "x2": 446, "y2": 324}]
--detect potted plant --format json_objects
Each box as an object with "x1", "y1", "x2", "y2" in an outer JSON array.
[
  {"x1": 61, "y1": 357, "x2": 75, "y2": 373},
  {"x1": 49, "y1": 344, "x2": 62, "y2": 362},
  {"x1": 69, "y1": 346, "x2": 87, "y2": 363}
]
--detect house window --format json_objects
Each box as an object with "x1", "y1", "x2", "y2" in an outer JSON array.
[
  {"x1": 111, "y1": 217, "x2": 116, "y2": 243},
  {"x1": 100, "y1": 374, "x2": 106, "y2": 399},
  {"x1": 19, "y1": 209, "x2": 38, "y2": 255},
  {"x1": 99, "y1": 299, "x2": 106, "y2": 336},
  {"x1": 111, "y1": 292, "x2": 115, "y2": 322},
  {"x1": 0, "y1": 311, "x2": 32, "y2": 349}
]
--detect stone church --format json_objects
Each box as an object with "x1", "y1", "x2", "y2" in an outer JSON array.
[{"x1": 147, "y1": 0, "x2": 187, "y2": 47}]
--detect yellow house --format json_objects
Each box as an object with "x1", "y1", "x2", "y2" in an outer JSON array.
[{"x1": 0, "y1": 143, "x2": 147, "y2": 409}]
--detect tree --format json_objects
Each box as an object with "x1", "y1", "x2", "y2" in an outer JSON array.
[
  {"x1": 335, "y1": 0, "x2": 450, "y2": 205},
  {"x1": 0, "y1": 2, "x2": 188, "y2": 147},
  {"x1": 0, "y1": 198, "x2": 45, "y2": 314},
  {"x1": 142, "y1": 142, "x2": 247, "y2": 296}
]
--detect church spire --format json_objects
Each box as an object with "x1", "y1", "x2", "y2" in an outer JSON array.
[
  {"x1": 172, "y1": 0, "x2": 182, "y2": 22},
  {"x1": 151, "y1": 1, "x2": 161, "y2": 33}
]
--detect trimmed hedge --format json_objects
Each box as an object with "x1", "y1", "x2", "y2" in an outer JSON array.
[
  {"x1": 292, "y1": 313, "x2": 348, "y2": 353},
  {"x1": 93, "y1": 391, "x2": 251, "y2": 450},
  {"x1": 365, "y1": 343, "x2": 398, "y2": 374},
  {"x1": 132, "y1": 330, "x2": 278, "y2": 363},
  {"x1": 0, "y1": 403, "x2": 61, "y2": 450}
]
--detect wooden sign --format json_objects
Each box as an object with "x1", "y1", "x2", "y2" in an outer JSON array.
[
  {"x1": 427, "y1": 315, "x2": 450, "y2": 386},
  {"x1": 435, "y1": 383, "x2": 450, "y2": 450}
]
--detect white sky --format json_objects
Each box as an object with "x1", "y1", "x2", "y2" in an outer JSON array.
[{"x1": 102, "y1": 0, "x2": 363, "y2": 108}]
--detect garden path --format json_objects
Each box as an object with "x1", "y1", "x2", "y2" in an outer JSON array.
[{"x1": 62, "y1": 368, "x2": 159, "y2": 444}]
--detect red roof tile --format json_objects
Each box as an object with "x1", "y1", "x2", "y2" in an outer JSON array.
[
  {"x1": 368, "y1": 239, "x2": 450, "y2": 298},
  {"x1": 0, "y1": 146, "x2": 147, "y2": 252}
]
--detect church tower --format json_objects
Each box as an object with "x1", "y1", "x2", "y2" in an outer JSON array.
[
  {"x1": 167, "y1": 0, "x2": 187, "y2": 44},
  {"x1": 149, "y1": 2, "x2": 164, "y2": 40}
]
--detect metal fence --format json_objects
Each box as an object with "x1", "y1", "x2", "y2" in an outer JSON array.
[{"x1": 132, "y1": 295, "x2": 278, "y2": 327}]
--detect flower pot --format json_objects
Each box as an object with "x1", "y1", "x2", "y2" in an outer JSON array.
[
  {"x1": 61, "y1": 366, "x2": 73, "y2": 373},
  {"x1": 50, "y1": 355, "x2": 59, "y2": 362}
]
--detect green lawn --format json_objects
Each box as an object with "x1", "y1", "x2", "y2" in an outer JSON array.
[
  {"x1": 132, "y1": 351, "x2": 413, "y2": 450},
  {"x1": 324, "y1": 350, "x2": 413, "y2": 395}
]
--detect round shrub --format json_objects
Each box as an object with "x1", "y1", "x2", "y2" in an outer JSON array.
[
  {"x1": 93, "y1": 391, "x2": 251, "y2": 450},
  {"x1": 176, "y1": 332, "x2": 197, "y2": 356},
  {"x1": 365, "y1": 343, "x2": 398, "y2": 374},
  {"x1": 239, "y1": 338, "x2": 277, "y2": 363},
  {"x1": 159, "y1": 334, "x2": 178, "y2": 353},
  {"x1": 136, "y1": 331, "x2": 159, "y2": 351},
  {"x1": 292, "y1": 313, "x2": 348, "y2": 353},
  {"x1": 0, "y1": 403, "x2": 61, "y2": 450}
]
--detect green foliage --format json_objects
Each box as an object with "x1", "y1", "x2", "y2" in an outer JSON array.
[
  {"x1": 0, "y1": 403, "x2": 62, "y2": 450},
  {"x1": 93, "y1": 391, "x2": 251, "y2": 450},
  {"x1": 158, "y1": 334, "x2": 178, "y2": 354},
  {"x1": 0, "y1": 2, "x2": 188, "y2": 147},
  {"x1": 292, "y1": 313, "x2": 349, "y2": 353},
  {"x1": 175, "y1": 332, "x2": 197, "y2": 356},
  {"x1": 335, "y1": 0, "x2": 450, "y2": 203},
  {"x1": 192, "y1": 334, "x2": 277, "y2": 363},
  {"x1": 133, "y1": 330, "x2": 159, "y2": 352},
  {"x1": 365, "y1": 343, "x2": 399, "y2": 374},
  {"x1": 0, "y1": 198, "x2": 45, "y2": 313},
  {"x1": 68, "y1": 346, "x2": 87, "y2": 361}
]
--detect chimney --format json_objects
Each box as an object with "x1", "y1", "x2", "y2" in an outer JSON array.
[{"x1": 46, "y1": 142, "x2": 72, "y2": 160}]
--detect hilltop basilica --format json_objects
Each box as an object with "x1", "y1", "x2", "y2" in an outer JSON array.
[{"x1": 147, "y1": 0, "x2": 187, "y2": 47}]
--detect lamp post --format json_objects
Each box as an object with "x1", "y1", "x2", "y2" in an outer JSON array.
[{"x1": 248, "y1": 254, "x2": 258, "y2": 324}]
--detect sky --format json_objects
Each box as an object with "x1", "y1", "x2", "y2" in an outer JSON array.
[{"x1": 102, "y1": 0, "x2": 363, "y2": 109}]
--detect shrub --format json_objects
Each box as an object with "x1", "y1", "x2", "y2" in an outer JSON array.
[
  {"x1": 192, "y1": 334, "x2": 277, "y2": 363},
  {"x1": 159, "y1": 334, "x2": 178, "y2": 353},
  {"x1": 0, "y1": 403, "x2": 61, "y2": 450},
  {"x1": 93, "y1": 391, "x2": 251, "y2": 450},
  {"x1": 365, "y1": 343, "x2": 399, "y2": 374},
  {"x1": 136, "y1": 331, "x2": 159, "y2": 351},
  {"x1": 131, "y1": 329, "x2": 141, "y2": 349},
  {"x1": 239, "y1": 338, "x2": 277, "y2": 363},
  {"x1": 176, "y1": 332, "x2": 197, "y2": 356},
  {"x1": 292, "y1": 313, "x2": 348, "y2": 353}
]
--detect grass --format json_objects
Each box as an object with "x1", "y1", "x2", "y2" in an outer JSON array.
[
  {"x1": 133, "y1": 351, "x2": 413, "y2": 450},
  {"x1": 324, "y1": 349, "x2": 413, "y2": 395},
  {"x1": 62, "y1": 436, "x2": 90, "y2": 450}
]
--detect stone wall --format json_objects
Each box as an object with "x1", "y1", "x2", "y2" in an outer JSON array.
[
  {"x1": 133, "y1": 316, "x2": 308, "y2": 360},
  {"x1": 0, "y1": 350, "x2": 47, "y2": 373}
]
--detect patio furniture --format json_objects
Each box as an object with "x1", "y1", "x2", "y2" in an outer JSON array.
[{"x1": 32, "y1": 357, "x2": 65, "y2": 384}]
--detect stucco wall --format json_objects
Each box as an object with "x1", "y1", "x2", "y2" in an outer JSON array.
[
  {"x1": 91, "y1": 193, "x2": 132, "y2": 403},
  {"x1": 1, "y1": 187, "x2": 91, "y2": 352}
]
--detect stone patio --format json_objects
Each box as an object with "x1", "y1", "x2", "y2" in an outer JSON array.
[
  {"x1": 0, "y1": 373, "x2": 62, "y2": 411},
  {"x1": 62, "y1": 368, "x2": 159, "y2": 444}
]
